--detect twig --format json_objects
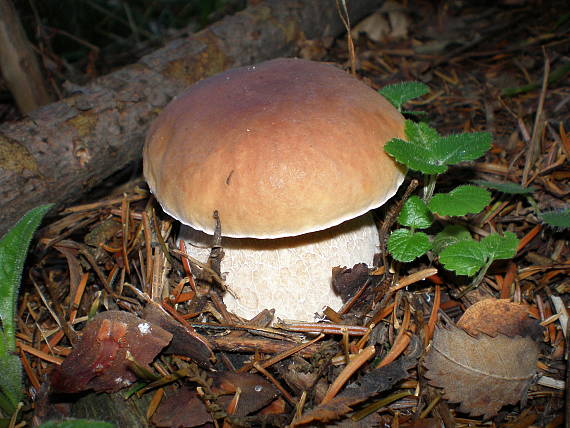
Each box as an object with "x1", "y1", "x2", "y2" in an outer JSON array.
[
  {"x1": 379, "y1": 179, "x2": 419, "y2": 270},
  {"x1": 522, "y1": 48, "x2": 550, "y2": 186},
  {"x1": 250, "y1": 334, "x2": 324, "y2": 372},
  {"x1": 376, "y1": 302, "x2": 412, "y2": 368},
  {"x1": 321, "y1": 345, "x2": 376, "y2": 404},
  {"x1": 208, "y1": 336, "x2": 321, "y2": 358},
  {"x1": 425, "y1": 285, "x2": 440, "y2": 346},
  {"x1": 253, "y1": 362, "x2": 296, "y2": 405},
  {"x1": 208, "y1": 210, "x2": 224, "y2": 277},
  {"x1": 388, "y1": 268, "x2": 439, "y2": 293},
  {"x1": 171, "y1": 249, "x2": 229, "y2": 293},
  {"x1": 120, "y1": 197, "x2": 131, "y2": 274},
  {"x1": 335, "y1": 0, "x2": 355, "y2": 75},
  {"x1": 275, "y1": 321, "x2": 369, "y2": 336}
]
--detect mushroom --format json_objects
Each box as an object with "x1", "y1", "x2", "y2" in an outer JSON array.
[{"x1": 143, "y1": 58, "x2": 406, "y2": 321}]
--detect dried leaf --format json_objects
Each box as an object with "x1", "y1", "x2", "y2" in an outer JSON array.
[
  {"x1": 351, "y1": 11, "x2": 390, "y2": 43},
  {"x1": 53, "y1": 245, "x2": 83, "y2": 308},
  {"x1": 142, "y1": 302, "x2": 214, "y2": 367},
  {"x1": 152, "y1": 372, "x2": 280, "y2": 427},
  {"x1": 331, "y1": 263, "x2": 369, "y2": 302},
  {"x1": 151, "y1": 386, "x2": 213, "y2": 428},
  {"x1": 424, "y1": 324, "x2": 539, "y2": 419},
  {"x1": 291, "y1": 395, "x2": 363, "y2": 427},
  {"x1": 212, "y1": 371, "x2": 280, "y2": 417},
  {"x1": 457, "y1": 298, "x2": 543, "y2": 341},
  {"x1": 406, "y1": 419, "x2": 440, "y2": 428},
  {"x1": 50, "y1": 311, "x2": 172, "y2": 393},
  {"x1": 292, "y1": 342, "x2": 419, "y2": 426},
  {"x1": 282, "y1": 359, "x2": 318, "y2": 392}
]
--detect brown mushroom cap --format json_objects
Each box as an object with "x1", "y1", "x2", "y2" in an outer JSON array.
[{"x1": 144, "y1": 58, "x2": 406, "y2": 239}]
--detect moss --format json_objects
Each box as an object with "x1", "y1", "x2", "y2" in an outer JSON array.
[
  {"x1": 66, "y1": 112, "x2": 98, "y2": 137},
  {"x1": 163, "y1": 31, "x2": 232, "y2": 84},
  {"x1": 0, "y1": 136, "x2": 39, "y2": 174}
]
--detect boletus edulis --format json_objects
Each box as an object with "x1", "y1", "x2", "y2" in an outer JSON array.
[{"x1": 143, "y1": 58, "x2": 406, "y2": 321}]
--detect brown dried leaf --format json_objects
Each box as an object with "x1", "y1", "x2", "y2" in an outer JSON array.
[
  {"x1": 457, "y1": 298, "x2": 543, "y2": 341},
  {"x1": 211, "y1": 372, "x2": 280, "y2": 417},
  {"x1": 151, "y1": 386, "x2": 213, "y2": 428},
  {"x1": 53, "y1": 244, "x2": 83, "y2": 308},
  {"x1": 332, "y1": 263, "x2": 369, "y2": 302},
  {"x1": 142, "y1": 302, "x2": 214, "y2": 367},
  {"x1": 292, "y1": 346, "x2": 419, "y2": 426},
  {"x1": 424, "y1": 324, "x2": 539, "y2": 419},
  {"x1": 292, "y1": 395, "x2": 362, "y2": 427},
  {"x1": 152, "y1": 372, "x2": 280, "y2": 427},
  {"x1": 50, "y1": 310, "x2": 172, "y2": 393},
  {"x1": 405, "y1": 419, "x2": 440, "y2": 428}
]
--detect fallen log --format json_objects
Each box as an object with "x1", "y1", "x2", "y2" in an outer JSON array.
[{"x1": 0, "y1": 0, "x2": 382, "y2": 235}]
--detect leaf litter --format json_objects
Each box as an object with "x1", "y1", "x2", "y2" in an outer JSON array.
[{"x1": 12, "y1": 0, "x2": 570, "y2": 426}]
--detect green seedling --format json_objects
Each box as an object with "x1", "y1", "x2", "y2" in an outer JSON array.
[
  {"x1": 472, "y1": 179, "x2": 536, "y2": 195},
  {"x1": 380, "y1": 83, "x2": 519, "y2": 287},
  {"x1": 475, "y1": 180, "x2": 569, "y2": 230},
  {"x1": 0, "y1": 204, "x2": 52, "y2": 416},
  {"x1": 540, "y1": 207, "x2": 570, "y2": 230}
]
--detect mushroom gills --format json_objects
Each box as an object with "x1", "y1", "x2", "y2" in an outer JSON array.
[{"x1": 178, "y1": 212, "x2": 380, "y2": 321}]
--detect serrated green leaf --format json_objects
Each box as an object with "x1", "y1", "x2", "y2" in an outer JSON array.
[
  {"x1": 433, "y1": 132, "x2": 492, "y2": 165},
  {"x1": 405, "y1": 121, "x2": 440, "y2": 149},
  {"x1": 480, "y1": 232, "x2": 519, "y2": 261},
  {"x1": 0, "y1": 203, "x2": 52, "y2": 413},
  {"x1": 379, "y1": 82, "x2": 430, "y2": 110},
  {"x1": 387, "y1": 228, "x2": 431, "y2": 263},
  {"x1": 540, "y1": 207, "x2": 570, "y2": 229},
  {"x1": 432, "y1": 225, "x2": 472, "y2": 254},
  {"x1": 38, "y1": 420, "x2": 115, "y2": 428},
  {"x1": 401, "y1": 110, "x2": 429, "y2": 119},
  {"x1": 384, "y1": 121, "x2": 492, "y2": 174},
  {"x1": 385, "y1": 138, "x2": 448, "y2": 174},
  {"x1": 472, "y1": 180, "x2": 536, "y2": 194},
  {"x1": 439, "y1": 240, "x2": 488, "y2": 276},
  {"x1": 398, "y1": 196, "x2": 433, "y2": 229},
  {"x1": 428, "y1": 185, "x2": 491, "y2": 216}
]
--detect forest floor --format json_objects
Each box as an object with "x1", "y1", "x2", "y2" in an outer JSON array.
[{"x1": 10, "y1": 0, "x2": 570, "y2": 427}]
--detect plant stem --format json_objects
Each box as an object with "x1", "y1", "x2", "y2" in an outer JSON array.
[
  {"x1": 422, "y1": 174, "x2": 438, "y2": 203},
  {"x1": 526, "y1": 195, "x2": 541, "y2": 216},
  {"x1": 458, "y1": 258, "x2": 493, "y2": 297}
]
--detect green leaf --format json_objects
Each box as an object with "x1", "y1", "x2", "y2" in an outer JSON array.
[
  {"x1": 480, "y1": 232, "x2": 519, "y2": 261},
  {"x1": 379, "y1": 82, "x2": 430, "y2": 111},
  {"x1": 434, "y1": 132, "x2": 492, "y2": 165},
  {"x1": 432, "y1": 225, "x2": 472, "y2": 254},
  {"x1": 404, "y1": 121, "x2": 440, "y2": 149},
  {"x1": 385, "y1": 123, "x2": 491, "y2": 175},
  {"x1": 540, "y1": 207, "x2": 570, "y2": 229},
  {"x1": 384, "y1": 138, "x2": 448, "y2": 174},
  {"x1": 0, "y1": 204, "x2": 52, "y2": 413},
  {"x1": 472, "y1": 180, "x2": 536, "y2": 195},
  {"x1": 0, "y1": 205, "x2": 52, "y2": 343},
  {"x1": 398, "y1": 196, "x2": 433, "y2": 229},
  {"x1": 387, "y1": 228, "x2": 431, "y2": 263},
  {"x1": 0, "y1": 353, "x2": 23, "y2": 413},
  {"x1": 38, "y1": 420, "x2": 115, "y2": 428},
  {"x1": 401, "y1": 110, "x2": 429, "y2": 119},
  {"x1": 428, "y1": 185, "x2": 491, "y2": 216},
  {"x1": 439, "y1": 240, "x2": 488, "y2": 276}
]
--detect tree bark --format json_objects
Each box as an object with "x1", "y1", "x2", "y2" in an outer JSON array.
[
  {"x1": 0, "y1": 0, "x2": 382, "y2": 236},
  {"x1": 0, "y1": 0, "x2": 53, "y2": 114}
]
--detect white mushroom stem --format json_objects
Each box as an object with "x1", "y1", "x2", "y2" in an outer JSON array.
[{"x1": 179, "y1": 213, "x2": 380, "y2": 321}]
